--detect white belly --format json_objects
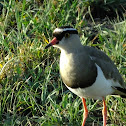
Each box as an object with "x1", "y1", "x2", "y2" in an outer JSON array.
[{"x1": 65, "y1": 64, "x2": 121, "y2": 100}]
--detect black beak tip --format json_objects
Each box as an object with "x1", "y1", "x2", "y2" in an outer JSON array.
[{"x1": 45, "y1": 43, "x2": 51, "y2": 49}]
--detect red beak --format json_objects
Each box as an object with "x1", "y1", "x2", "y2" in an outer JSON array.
[{"x1": 45, "y1": 37, "x2": 59, "y2": 49}]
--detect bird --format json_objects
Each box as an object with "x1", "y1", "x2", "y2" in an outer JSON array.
[{"x1": 45, "y1": 26, "x2": 126, "y2": 126}]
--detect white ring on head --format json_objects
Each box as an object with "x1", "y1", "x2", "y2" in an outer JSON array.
[{"x1": 54, "y1": 28, "x2": 76, "y2": 33}]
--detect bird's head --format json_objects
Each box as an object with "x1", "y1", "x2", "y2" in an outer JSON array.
[{"x1": 45, "y1": 26, "x2": 81, "y2": 51}]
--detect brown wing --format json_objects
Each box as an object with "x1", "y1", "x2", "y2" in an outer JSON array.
[{"x1": 84, "y1": 46, "x2": 125, "y2": 88}]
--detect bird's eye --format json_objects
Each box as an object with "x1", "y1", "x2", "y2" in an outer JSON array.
[{"x1": 65, "y1": 33, "x2": 70, "y2": 38}]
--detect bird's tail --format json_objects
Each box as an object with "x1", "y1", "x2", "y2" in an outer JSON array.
[{"x1": 112, "y1": 86, "x2": 126, "y2": 98}]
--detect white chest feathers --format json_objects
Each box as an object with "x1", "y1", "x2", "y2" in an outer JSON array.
[{"x1": 60, "y1": 51, "x2": 77, "y2": 80}]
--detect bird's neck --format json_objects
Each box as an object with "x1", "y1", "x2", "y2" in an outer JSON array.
[{"x1": 60, "y1": 43, "x2": 83, "y2": 54}]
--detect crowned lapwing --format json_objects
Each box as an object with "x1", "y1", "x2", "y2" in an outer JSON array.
[{"x1": 45, "y1": 26, "x2": 126, "y2": 126}]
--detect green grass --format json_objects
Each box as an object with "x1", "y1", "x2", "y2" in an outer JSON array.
[{"x1": 0, "y1": 0, "x2": 126, "y2": 126}]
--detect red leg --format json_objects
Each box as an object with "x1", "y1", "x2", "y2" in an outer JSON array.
[
  {"x1": 82, "y1": 98, "x2": 88, "y2": 126},
  {"x1": 102, "y1": 97, "x2": 107, "y2": 126}
]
